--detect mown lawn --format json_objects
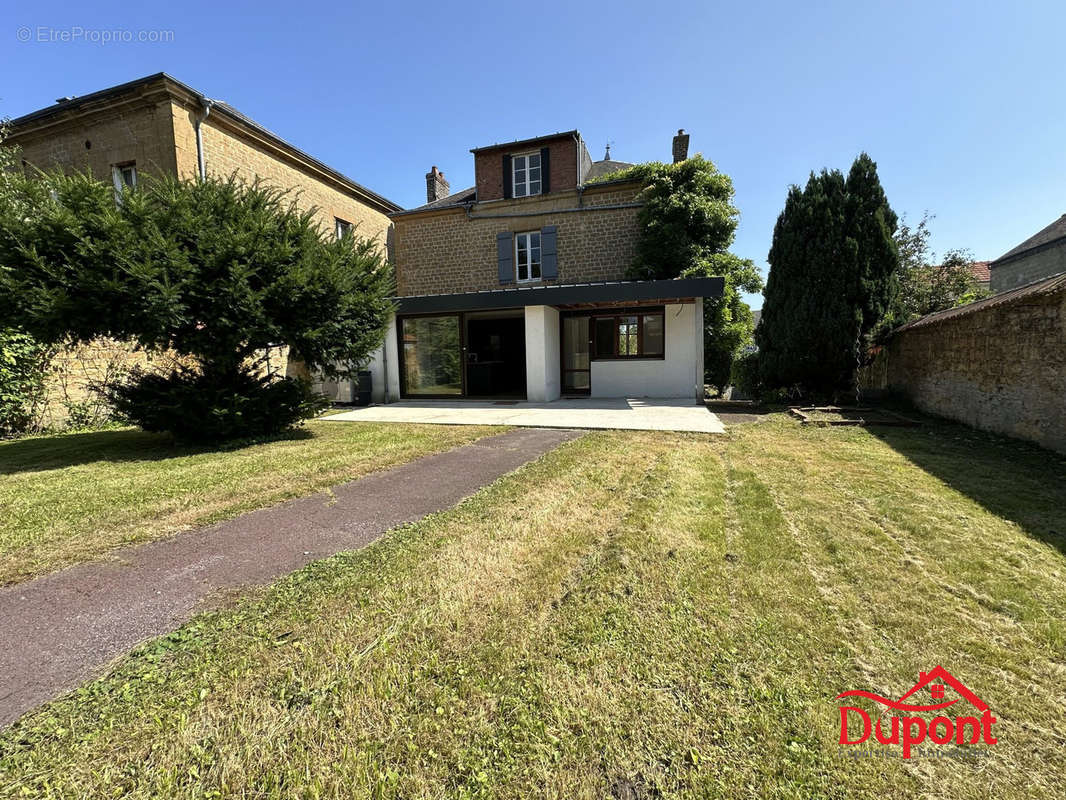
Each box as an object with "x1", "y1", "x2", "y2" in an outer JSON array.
[
  {"x1": 0, "y1": 421, "x2": 497, "y2": 585},
  {"x1": 1, "y1": 417, "x2": 1065, "y2": 798}
]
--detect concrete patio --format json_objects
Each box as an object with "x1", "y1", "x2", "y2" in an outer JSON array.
[{"x1": 325, "y1": 398, "x2": 725, "y2": 434}]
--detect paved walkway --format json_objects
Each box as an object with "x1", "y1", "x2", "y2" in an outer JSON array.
[
  {"x1": 328, "y1": 397, "x2": 725, "y2": 434},
  {"x1": 0, "y1": 427, "x2": 580, "y2": 727}
]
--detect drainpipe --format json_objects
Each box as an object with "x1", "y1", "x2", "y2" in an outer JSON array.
[{"x1": 194, "y1": 97, "x2": 214, "y2": 181}]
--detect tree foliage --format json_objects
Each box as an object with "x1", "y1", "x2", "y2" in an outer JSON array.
[
  {"x1": 886, "y1": 212, "x2": 989, "y2": 328},
  {"x1": 756, "y1": 153, "x2": 898, "y2": 399},
  {"x1": 0, "y1": 171, "x2": 394, "y2": 440},
  {"x1": 596, "y1": 155, "x2": 764, "y2": 389}
]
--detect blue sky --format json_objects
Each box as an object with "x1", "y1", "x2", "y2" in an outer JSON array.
[{"x1": 3, "y1": 0, "x2": 1065, "y2": 309}]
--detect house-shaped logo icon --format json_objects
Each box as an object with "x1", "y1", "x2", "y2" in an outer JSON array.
[{"x1": 836, "y1": 665, "x2": 997, "y2": 758}]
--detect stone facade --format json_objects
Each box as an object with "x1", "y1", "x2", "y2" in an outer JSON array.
[
  {"x1": 392, "y1": 181, "x2": 643, "y2": 296},
  {"x1": 882, "y1": 276, "x2": 1066, "y2": 454},
  {"x1": 11, "y1": 92, "x2": 179, "y2": 180},
  {"x1": 10, "y1": 75, "x2": 395, "y2": 248}
]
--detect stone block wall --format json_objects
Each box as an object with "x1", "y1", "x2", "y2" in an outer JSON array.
[
  {"x1": 883, "y1": 284, "x2": 1066, "y2": 453},
  {"x1": 10, "y1": 93, "x2": 179, "y2": 181},
  {"x1": 393, "y1": 181, "x2": 643, "y2": 296},
  {"x1": 169, "y1": 101, "x2": 393, "y2": 247}
]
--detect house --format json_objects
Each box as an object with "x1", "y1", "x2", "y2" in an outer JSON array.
[
  {"x1": 969, "y1": 261, "x2": 991, "y2": 292},
  {"x1": 989, "y1": 213, "x2": 1066, "y2": 293},
  {"x1": 372, "y1": 129, "x2": 723, "y2": 403},
  {"x1": 5, "y1": 73, "x2": 401, "y2": 418}
]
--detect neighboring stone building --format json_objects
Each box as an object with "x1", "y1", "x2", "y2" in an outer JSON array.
[
  {"x1": 7, "y1": 73, "x2": 399, "y2": 242},
  {"x1": 882, "y1": 272, "x2": 1066, "y2": 454},
  {"x1": 989, "y1": 213, "x2": 1066, "y2": 293},
  {"x1": 6, "y1": 73, "x2": 401, "y2": 421},
  {"x1": 377, "y1": 130, "x2": 722, "y2": 402}
]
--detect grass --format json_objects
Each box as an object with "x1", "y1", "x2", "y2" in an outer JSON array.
[
  {"x1": 0, "y1": 421, "x2": 497, "y2": 585},
  {"x1": 1, "y1": 417, "x2": 1065, "y2": 797}
]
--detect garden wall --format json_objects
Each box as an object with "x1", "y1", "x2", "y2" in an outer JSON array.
[{"x1": 879, "y1": 273, "x2": 1066, "y2": 454}]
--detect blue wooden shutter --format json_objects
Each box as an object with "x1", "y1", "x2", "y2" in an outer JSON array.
[
  {"x1": 540, "y1": 147, "x2": 550, "y2": 194},
  {"x1": 497, "y1": 232, "x2": 514, "y2": 284},
  {"x1": 502, "y1": 155, "x2": 513, "y2": 199},
  {"x1": 540, "y1": 226, "x2": 558, "y2": 280}
]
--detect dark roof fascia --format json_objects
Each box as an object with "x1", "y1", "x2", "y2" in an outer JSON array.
[
  {"x1": 389, "y1": 176, "x2": 644, "y2": 220},
  {"x1": 7, "y1": 72, "x2": 174, "y2": 127},
  {"x1": 8, "y1": 72, "x2": 403, "y2": 215},
  {"x1": 990, "y1": 233, "x2": 1066, "y2": 268},
  {"x1": 470, "y1": 130, "x2": 580, "y2": 154},
  {"x1": 394, "y1": 277, "x2": 724, "y2": 314}
]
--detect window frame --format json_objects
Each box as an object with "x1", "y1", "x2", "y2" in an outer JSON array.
[
  {"x1": 514, "y1": 231, "x2": 542, "y2": 283},
  {"x1": 111, "y1": 162, "x2": 136, "y2": 204},
  {"x1": 511, "y1": 151, "x2": 542, "y2": 198},
  {"x1": 588, "y1": 307, "x2": 666, "y2": 361},
  {"x1": 335, "y1": 217, "x2": 353, "y2": 240}
]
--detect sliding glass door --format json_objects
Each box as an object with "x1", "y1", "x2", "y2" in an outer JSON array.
[
  {"x1": 561, "y1": 316, "x2": 591, "y2": 394},
  {"x1": 399, "y1": 315, "x2": 463, "y2": 397}
]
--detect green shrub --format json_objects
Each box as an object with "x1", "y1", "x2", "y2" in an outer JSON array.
[
  {"x1": 103, "y1": 366, "x2": 329, "y2": 443},
  {"x1": 0, "y1": 329, "x2": 53, "y2": 436},
  {"x1": 0, "y1": 172, "x2": 392, "y2": 442},
  {"x1": 729, "y1": 351, "x2": 761, "y2": 399}
]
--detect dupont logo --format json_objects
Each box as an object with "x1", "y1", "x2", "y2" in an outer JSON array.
[{"x1": 836, "y1": 665, "x2": 997, "y2": 759}]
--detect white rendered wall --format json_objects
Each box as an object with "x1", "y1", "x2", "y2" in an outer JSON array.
[
  {"x1": 524, "y1": 305, "x2": 560, "y2": 402},
  {"x1": 590, "y1": 302, "x2": 703, "y2": 400}
]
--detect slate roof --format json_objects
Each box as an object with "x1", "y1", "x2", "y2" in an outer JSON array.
[
  {"x1": 584, "y1": 159, "x2": 635, "y2": 181},
  {"x1": 895, "y1": 270, "x2": 1066, "y2": 332},
  {"x1": 394, "y1": 186, "x2": 477, "y2": 216},
  {"x1": 992, "y1": 214, "x2": 1066, "y2": 264}
]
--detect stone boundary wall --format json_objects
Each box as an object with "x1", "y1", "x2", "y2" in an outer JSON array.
[{"x1": 879, "y1": 277, "x2": 1066, "y2": 454}]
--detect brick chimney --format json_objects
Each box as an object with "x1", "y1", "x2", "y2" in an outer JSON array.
[
  {"x1": 672, "y1": 129, "x2": 690, "y2": 163},
  {"x1": 426, "y1": 166, "x2": 450, "y2": 203}
]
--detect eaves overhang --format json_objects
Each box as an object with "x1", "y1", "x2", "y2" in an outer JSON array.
[{"x1": 394, "y1": 277, "x2": 724, "y2": 314}]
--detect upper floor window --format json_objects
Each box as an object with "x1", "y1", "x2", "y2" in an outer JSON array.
[
  {"x1": 515, "y1": 231, "x2": 541, "y2": 282},
  {"x1": 335, "y1": 217, "x2": 353, "y2": 239},
  {"x1": 111, "y1": 162, "x2": 136, "y2": 204},
  {"x1": 512, "y1": 152, "x2": 542, "y2": 198}
]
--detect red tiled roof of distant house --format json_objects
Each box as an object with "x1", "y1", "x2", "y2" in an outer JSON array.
[{"x1": 970, "y1": 261, "x2": 991, "y2": 283}]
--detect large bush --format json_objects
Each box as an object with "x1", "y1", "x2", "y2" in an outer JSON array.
[
  {"x1": 0, "y1": 172, "x2": 394, "y2": 441},
  {"x1": 103, "y1": 365, "x2": 329, "y2": 443}
]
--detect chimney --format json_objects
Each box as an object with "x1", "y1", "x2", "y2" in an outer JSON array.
[
  {"x1": 425, "y1": 166, "x2": 450, "y2": 203},
  {"x1": 672, "y1": 129, "x2": 690, "y2": 163}
]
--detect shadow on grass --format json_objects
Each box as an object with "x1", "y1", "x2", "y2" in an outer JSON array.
[
  {"x1": 868, "y1": 417, "x2": 1066, "y2": 555},
  {"x1": 0, "y1": 427, "x2": 315, "y2": 476}
]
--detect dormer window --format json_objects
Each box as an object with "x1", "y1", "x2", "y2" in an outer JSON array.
[{"x1": 512, "y1": 152, "x2": 542, "y2": 198}]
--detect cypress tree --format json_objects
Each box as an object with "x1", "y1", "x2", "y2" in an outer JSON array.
[{"x1": 757, "y1": 153, "x2": 897, "y2": 399}]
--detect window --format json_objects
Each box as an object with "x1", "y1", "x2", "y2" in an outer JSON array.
[
  {"x1": 512, "y1": 152, "x2": 542, "y2": 198},
  {"x1": 591, "y1": 309, "x2": 665, "y2": 359},
  {"x1": 514, "y1": 231, "x2": 541, "y2": 282},
  {"x1": 335, "y1": 217, "x2": 353, "y2": 239},
  {"x1": 111, "y1": 162, "x2": 136, "y2": 203}
]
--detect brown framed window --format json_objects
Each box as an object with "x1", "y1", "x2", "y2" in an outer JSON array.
[{"x1": 591, "y1": 309, "x2": 665, "y2": 359}]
